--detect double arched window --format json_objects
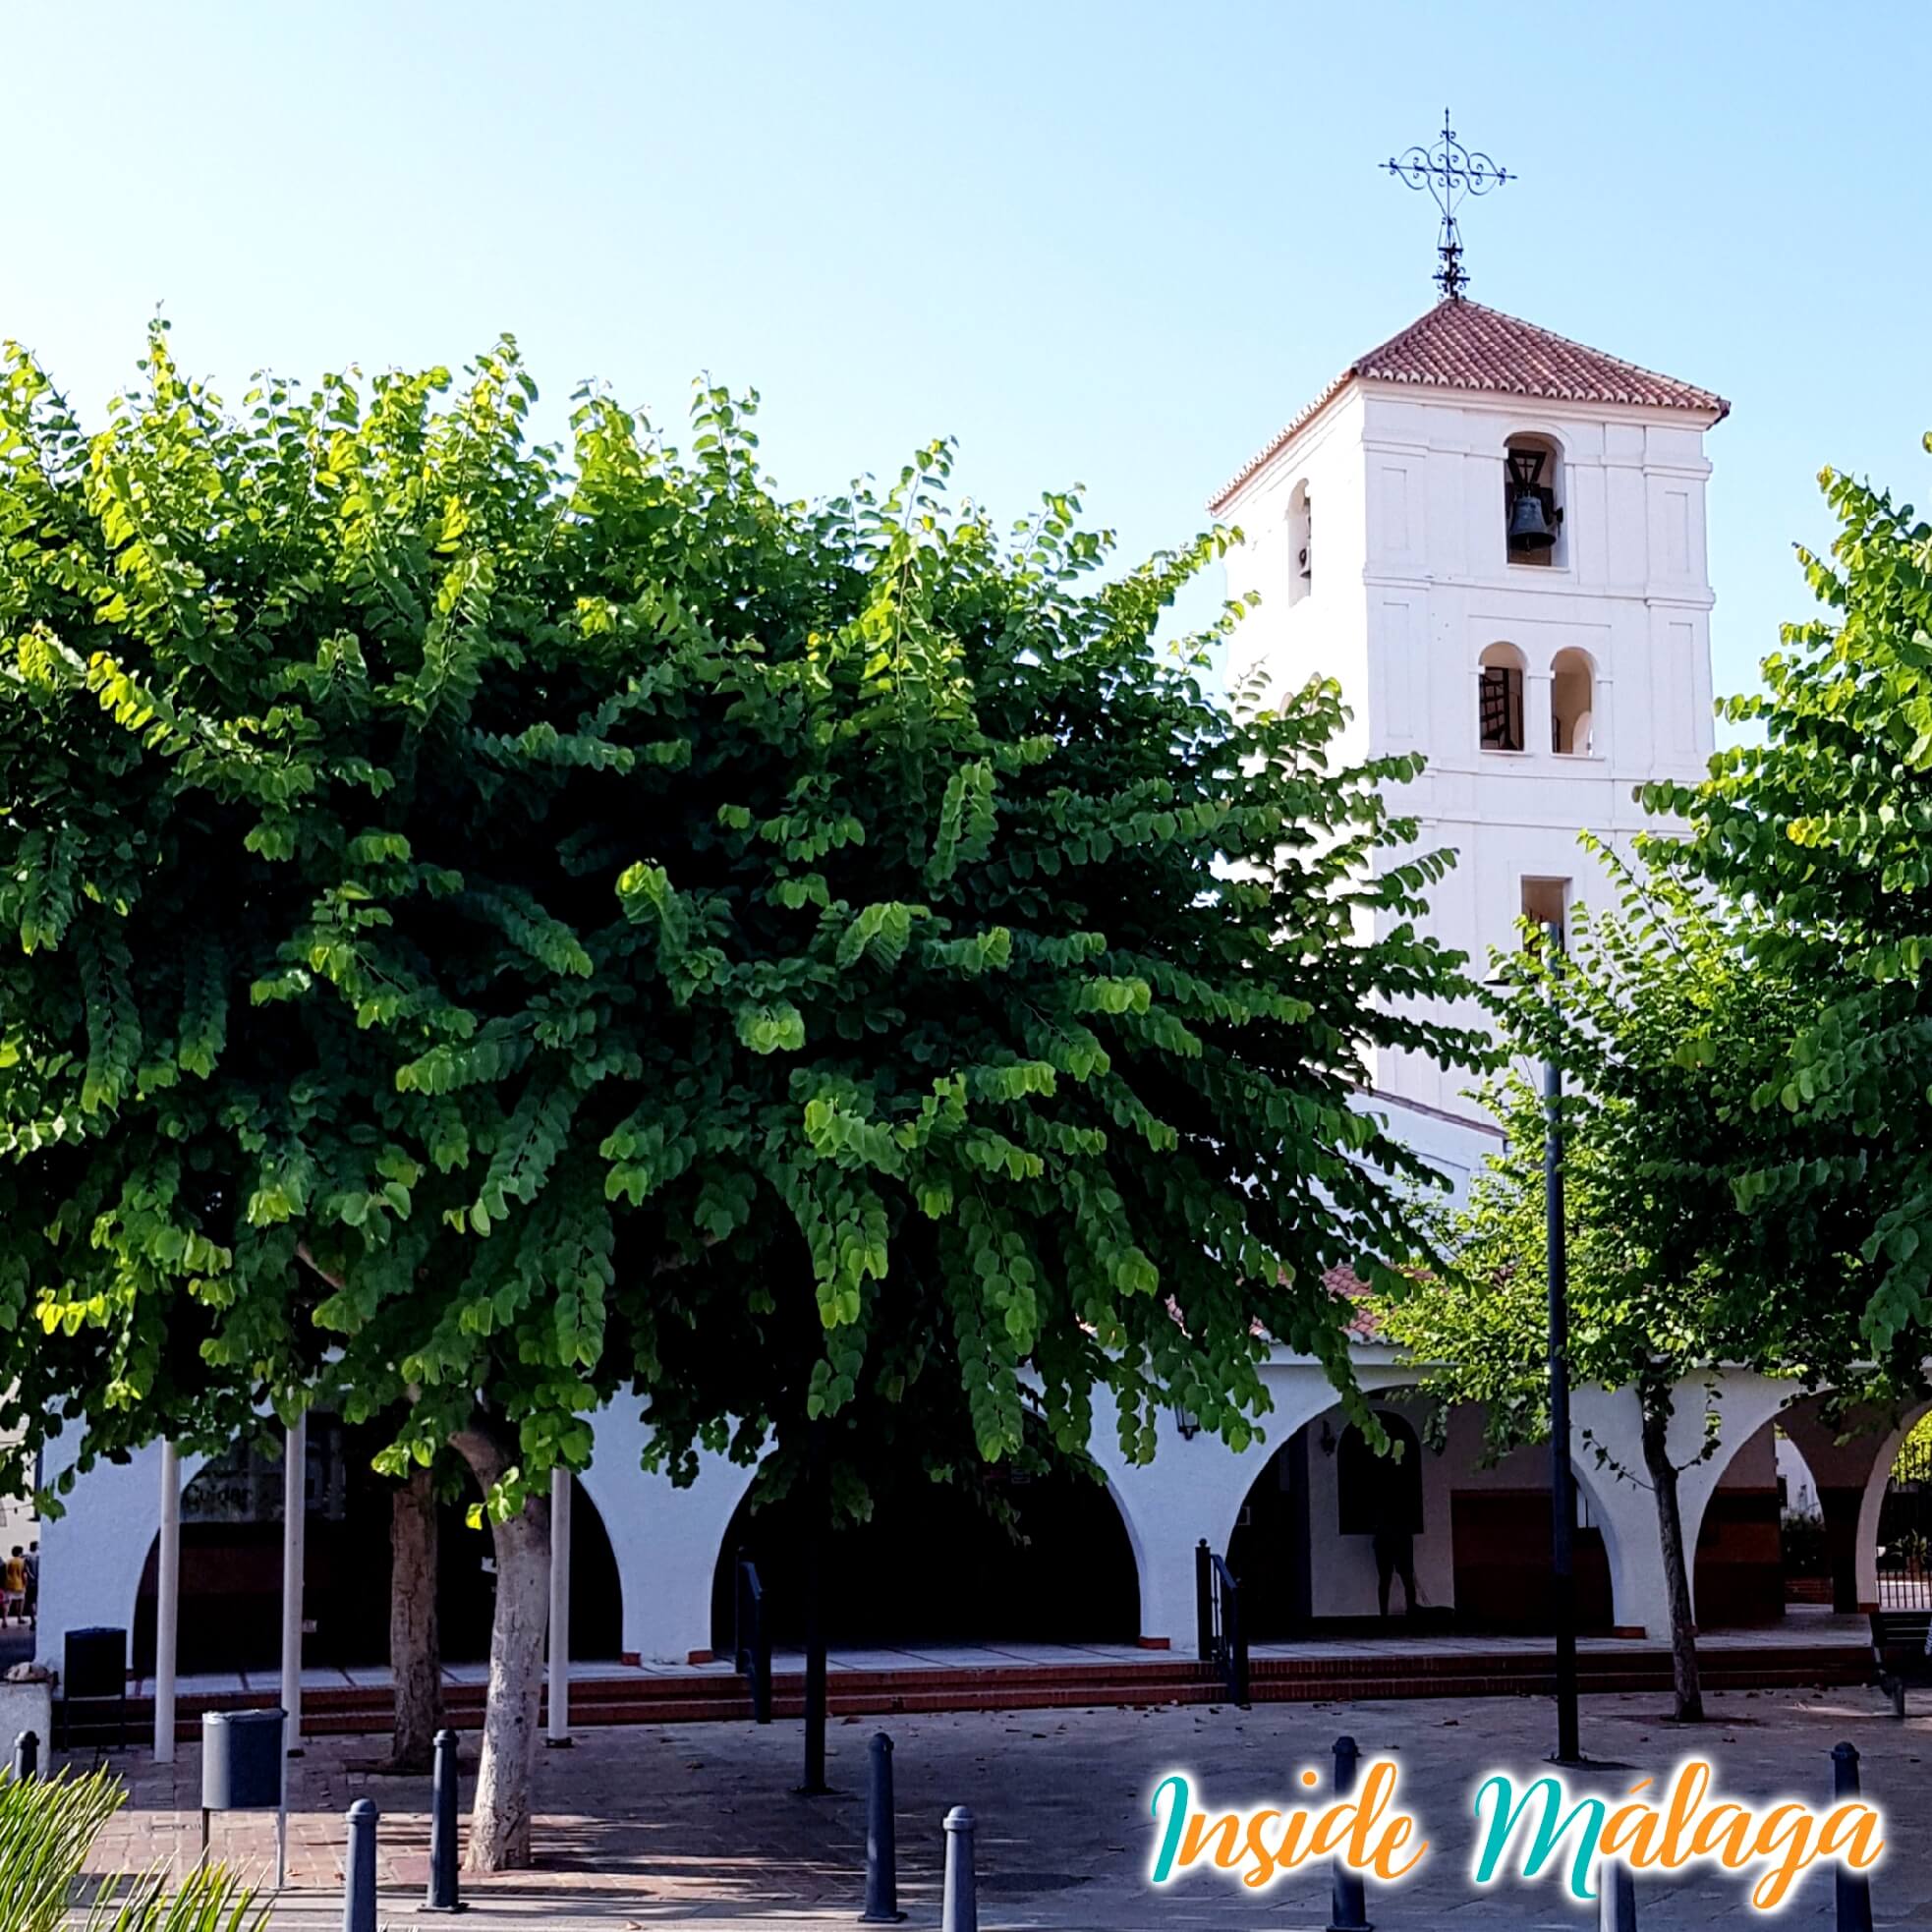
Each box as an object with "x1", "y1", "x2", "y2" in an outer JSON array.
[{"x1": 1478, "y1": 643, "x2": 1598, "y2": 756}]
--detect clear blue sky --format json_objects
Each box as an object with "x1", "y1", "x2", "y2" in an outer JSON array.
[{"x1": 9, "y1": 1, "x2": 1929, "y2": 720}]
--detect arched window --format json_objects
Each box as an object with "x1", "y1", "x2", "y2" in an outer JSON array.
[
  {"x1": 1551, "y1": 647, "x2": 1596, "y2": 755},
  {"x1": 1504, "y1": 432, "x2": 1565, "y2": 568},
  {"x1": 1337, "y1": 1412, "x2": 1425, "y2": 1536},
  {"x1": 1479, "y1": 642, "x2": 1526, "y2": 752},
  {"x1": 1287, "y1": 480, "x2": 1313, "y2": 604}
]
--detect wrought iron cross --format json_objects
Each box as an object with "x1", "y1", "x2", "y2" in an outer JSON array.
[{"x1": 1383, "y1": 110, "x2": 1513, "y2": 301}]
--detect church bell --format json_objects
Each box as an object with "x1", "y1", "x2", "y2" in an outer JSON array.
[{"x1": 1506, "y1": 447, "x2": 1560, "y2": 554}]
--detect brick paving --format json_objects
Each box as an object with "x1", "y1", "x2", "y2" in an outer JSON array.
[{"x1": 63, "y1": 1681, "x2": 1932, "y2": 1928}]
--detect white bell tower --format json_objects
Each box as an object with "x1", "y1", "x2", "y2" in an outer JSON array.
[{"x1": 1214, "y1": 298, "x2": 1728, "y2": 1119}]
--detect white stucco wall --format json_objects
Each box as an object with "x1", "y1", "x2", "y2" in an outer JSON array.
[{"x1": 1221, "y1": 374, "x2": 1721, "y2": 1114}]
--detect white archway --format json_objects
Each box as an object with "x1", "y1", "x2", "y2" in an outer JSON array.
[
  {"x1": 1570, "y1": 1373, "x2": 1797, "y2": 1639},
  {"x1": 1855, "y1": 1398, "x2": 1932, "y2": 1609}
]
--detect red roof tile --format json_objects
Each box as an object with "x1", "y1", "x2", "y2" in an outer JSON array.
[
  {"x1": 1210, "y1": 299, "x2": 1729, "y2": 513},
  {"x1": 1325, "y1": 1263, "x2": 1384, "y2": 1340}
]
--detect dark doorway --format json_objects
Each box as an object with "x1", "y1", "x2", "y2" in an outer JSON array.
[
  {"x1": 1226, "y1": 1433, "x2": 1310, "y2": 1639},
  {"x1": 710, "y1": 1454, "x2": 1139, "y2": 1650},
  {"x1": 133, "y1": 1419, "x2": 621, "y2": 1674}
]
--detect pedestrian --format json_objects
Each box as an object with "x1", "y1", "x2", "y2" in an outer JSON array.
[
  {"x1": 22, "y1": 1541, "x2": 37, "y2": 1622},
  {"x1": 1369, "y1": 1496, "x2": 1419, "y2": 1620},
  {"x1": 0, "y1": 1547, "x2": 24, "y2": 1626}
]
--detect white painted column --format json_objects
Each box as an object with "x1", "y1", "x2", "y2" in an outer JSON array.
[
  {"x1": 546, "y1": 1466, "x2": 571, "y2": 1744},
  {"x1": 279, "y1": 1414, "x2": 306, "y2": 1755},
  {"x1": 152, "y1": 1442, "x2": 180, "y2": 1764}
]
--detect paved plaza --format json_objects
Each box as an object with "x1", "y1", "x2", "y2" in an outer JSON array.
[{"x1": 65, "y1": 1681, "x2": 1932, "y2": 1929}]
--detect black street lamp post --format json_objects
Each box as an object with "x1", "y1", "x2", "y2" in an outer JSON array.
[{"x1": 1539, "y1": 921, "x2": 1582, "y2": 1764}]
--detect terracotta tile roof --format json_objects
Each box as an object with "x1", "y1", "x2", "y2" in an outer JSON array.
[
  {"x1": 1210, "y1": 299, "x2": 1729, "y2": 513},
  {"x1": 1325, "y1": 1264, "x2": 1384, "y2": 1341}
]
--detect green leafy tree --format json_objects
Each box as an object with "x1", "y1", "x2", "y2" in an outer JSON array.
[
  {"x1": 1383, "y1": 861, "x2": 1891, "y2": 1721},
  {"x1": 0, "y1": 329, "x2": 1480, "y2": 1862},
  {"x1": 1643, "y1": 447, "x2": 1932, "y2": 1358}
]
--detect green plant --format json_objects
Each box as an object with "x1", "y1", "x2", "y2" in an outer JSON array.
[
  {"x1": 1882, "y1": 1528, "x2": 1931, "y2": 1572},
  {"x1": 85, "y1": 1867, "x2": 261, "y2": 1932},
  {"x1": 1780, "y1": 1508, "x2": 1829, "y2": 1578},
  {"x1": 0, "y1": 1769, "x2": 121, "y2": 1932},
  {"x1": 0, "y1": 1769, "x2": 260, "y2": 1932},
  {"x1": 1891, "y1": 1411, "x2": 1932, "y2": 1482}
]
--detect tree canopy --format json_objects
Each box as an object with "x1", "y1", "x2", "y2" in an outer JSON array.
[
  {"x1": 1643, "y1": 448, "x2": 1932, "y2": 1360},
  {"x1": 0, "y1": 326, "x2": 1483, "y2": 1858}
]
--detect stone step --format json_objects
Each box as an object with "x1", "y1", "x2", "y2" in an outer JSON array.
[{"x1": 69, "y1": 1640, "x2": 1873, "y2": 1745}]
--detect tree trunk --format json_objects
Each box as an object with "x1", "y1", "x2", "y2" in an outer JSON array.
[
  {"x1": 1638, "y1": 1384, "x2": 1704, "y2": 1723},
  {"x1": 452, "y1": 1424, "x2": 553, "y2": 1872},
  {"x1": 388, "y1": 1464, "x2": 442, "y2": 1773}
]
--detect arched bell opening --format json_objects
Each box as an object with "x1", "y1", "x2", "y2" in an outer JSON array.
[
  {"x1": 1550, "y1": 647, "x2": 1597, "y2": 757},
  {"x1": 1286, "y1": 479, "x2": 1314, "y2": 606},
  {"x1": 708, "y1": 1437, "x2": 1139, "y2": 1651},
  {"x1": 1504, "y1": 432, "x2": 1566, "y2": 568},
  {"x1": 1478, "y1": 642, "x2": 1527, "y2": 753},
  {"x1": 132, "y1": 1417, "x2": 621, "y2": 1674}
]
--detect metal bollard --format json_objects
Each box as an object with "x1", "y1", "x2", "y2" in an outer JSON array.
[
  {"x1": 343, "y1": 1798, "x2": 378, "y2": 1932},
  {"x1": 1597, "y1": 1857, "x2": 1636, "y2": 1932},
  {"x1": 1327, "y1": 1735, "x2": 1372, "y2": 1932},
  {"x1": 859, "y1": 1732, "x2": 905, "y2": 1923},
  {"x1": 12, "y1": 1730, "x2": 37, "y2": 1782},
  {"x1": 941, "y1": 1804, "x2": 977, "y2": 1932},
  {"x1": 1831, "y1": 1743, "x2": 1874, "y2": 1932},
  {"x1": 424, "y1": 1727, "x2": 464, "y2": 1912}
]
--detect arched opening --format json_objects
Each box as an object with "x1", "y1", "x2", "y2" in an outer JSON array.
[
  {"x1": 1773, "y1": 1427, "x2": 1833, "y2": 1607},
  {"x1": 1550, "y1": 647, "x2": 1596, "y2": 756},
  {"x1": 1876, "y1": 1416, "x2": 1932, "y2": 1609},
  {"x1": 132, "y1": 1419, "x2": 622, "y2": 1674},
  {"x1": 1440, "y1": 1403, "x2": 1615, "y2": 1634},
  {"x1": 1226, "y1": 1397, "x2": 1620, "y2": 1636},
  {"x1": 1692, "y1": 1419, "x2": 1787, "y2": 1626},
  {"x1": 1226, "y1": 1432, "x2": 1310, "y2": 1639},
  {"x1": 1504, "y1": 432, "x2": 1565, "y2": 568},
  {"x1": 1479, "y1": 643, "x2": 1526, "y2": 752},
  {"x1": 710, "y1": 1444, "x2": 1139, "y2": 1650},
  {"x1": 1287, "y1": 480, "x2": 1313, "y2": 605}
]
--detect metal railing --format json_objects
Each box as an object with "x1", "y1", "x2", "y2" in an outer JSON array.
[
  {"x1": 733, "y1": 1551, "x2": 772, "y2": 1724},
  {"x1": 1194, "y1": 1538, "x2": 1250, "y2": 1707},
  {"x1": 1878, "y1": 1430, "x2": 1932, "y2": 1610}
]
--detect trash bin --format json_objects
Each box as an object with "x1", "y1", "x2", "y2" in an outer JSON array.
[
  {"x1": 58, "y1": 1627, "x2": 128, "y2": 1749},
  {"x1": 199, "y1": 1708, "x2": 289, "y2": 1888},
  {"x1": 64, "y1": 1628, "x2": 126, "y2": 1700},
  {"x1": 201, "y1": 1709, "x2": 286, "y2": 1811}
]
